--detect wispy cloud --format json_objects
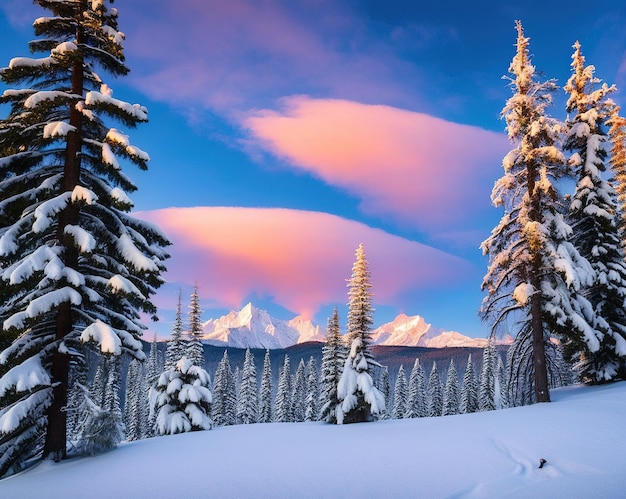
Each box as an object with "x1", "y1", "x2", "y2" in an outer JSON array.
[
  {"x1": 244, "y1": 96, "x2": 509, "y2": 237},
  {"x1": 137, "y1": 207, "x2": 474, "y2": 320},
  {"x1": 123, "y1": 0, "x2": 426, "y2": 114}
]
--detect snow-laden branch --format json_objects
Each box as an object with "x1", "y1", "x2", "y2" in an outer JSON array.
[
  {"x1": 0, "y1": 356, "x2": 51, "y2": 399},
  {"x1": 81, "y1": 319, "x2": 121, "y2": 355},
  {"x1": 116, "y1": 233, "x2": 159, "y2": 272}
]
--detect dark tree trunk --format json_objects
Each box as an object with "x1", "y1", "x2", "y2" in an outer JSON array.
[
  {"x1": 530, "y1": 286, "x2": 551, "y2": 403},
  {"x1": 527, "y1": 159, "x2": 551, "y2": 404},
  {"x1": 43, "y1": 3, "x2": 85, "y2": 460}
]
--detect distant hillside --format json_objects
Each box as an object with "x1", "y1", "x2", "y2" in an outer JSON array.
[{"x1": 139, "y1": 340, "x2": 506, "y2": 393}]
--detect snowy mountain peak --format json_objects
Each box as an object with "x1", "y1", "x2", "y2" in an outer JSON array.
[
  {"x1": 200, "y1": 303, "x2": 320, "y2": 349},
  {"x1": 370, "y1": 313, "x2": 493, "y2": 348},
  {"x1": 371, "y1": 313, "x2": 440, "y2": 347},
  {"x1": 198, "y1": 304, "x2": 490, "y2": 350}
]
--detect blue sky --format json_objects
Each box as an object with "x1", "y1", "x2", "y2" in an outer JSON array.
[{"x1": 1, "y1": 1, "x2": 625, "y2": 338}]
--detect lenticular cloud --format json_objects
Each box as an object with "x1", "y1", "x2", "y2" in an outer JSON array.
[
  {"x1": 244, "y1": 96, "x2": 509, "y2": 233},
  {"x1": 137, "y1": 206, "x2": 473, "y2": 317}
]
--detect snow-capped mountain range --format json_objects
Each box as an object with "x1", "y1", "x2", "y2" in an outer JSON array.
[{"x1": 197, "y1": 303, "x2": 493, "y2": 349}]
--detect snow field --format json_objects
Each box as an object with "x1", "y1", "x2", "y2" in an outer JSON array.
[{"x1": 1, "y1": 382, "x2": 624, "y2": 498}]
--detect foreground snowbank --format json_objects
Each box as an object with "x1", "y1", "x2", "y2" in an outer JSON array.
[{"x1": 1, "y1": 382, "x2": 625, "y2": 498}]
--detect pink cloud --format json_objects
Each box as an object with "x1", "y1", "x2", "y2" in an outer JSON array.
[
  {"x1": 137, "y1": 207, "x2": 474, "y2": 320},
  {"x1": 243, "y1": 97, "x2": 510, "y2": 234}
]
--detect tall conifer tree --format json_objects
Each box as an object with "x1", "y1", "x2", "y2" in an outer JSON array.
[
  {"x1": 608, "y1": 106, "x2": 626, "y2": 246},
  {"x1": 337, "y1": 244, "x2": 384, "y2": 423},
  {"x1": 212, "y1": 351, "x2": 236, "y2": 427},
  {"x1": 479, "y1": 340, "x2": 496, "y2": 412},
  {"x1": 186, "y1": 284, "x2": 204, "y2": 368},
  {"x1": 0, "y1": 0, "x2": 168, "y2": 473},
  {"x1": 124, "y1": 358, "x2": 147, "y2": 441},
  {"x1": 392, "y1": 365, "x2": 407, "y2": 419},
  {"x1": 274, "y1": 355, "x2": 292, "y2": 423},
  {"x1": 564, "y1": 41, "x2": 626, "y2": 382},
  {"x1": 460, "y1": 355, "x2": 479, "y2": 414},
  {"x1": 165, "y1": 290, "x2": 184, "y2": 371},
  {"x1": 427, "y1": 362, "x2": 443, "y2": 417},
  {"x1": 406, "y1": 358, "x2": 427, "y2": 418},
  {"x1": 481, "y1": 21, "x2": 596, "y2": 403},
  {"x1": 291, "y1": 359, "x2": 307, "y2": 422},
  {"x1": 443, "y1": 360, "x2": 460, "y2": 416},
  {"x1": 319, "y1": 308, "x2": 343, "y2": 423},
  {"x1": 304, "y1": 356, "x2": 319, "y2": 422},
  {"x1": 237, "y1": 348, "x2": 258, "y2": 424},
  {"x1": 258, "y1": 350, "x2": 273, "y2": 423}
]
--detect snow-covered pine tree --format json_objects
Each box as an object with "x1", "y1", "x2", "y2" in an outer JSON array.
[
  {"x1": 406, "y1": 358, "x2": 427, "y2": 418},
  {"x1": 378, "y1": 366, "x2": 392, "y2": 420},
  {"x1": 319, "y1": 308, "x2": 344, "y2": 423},
  {"x1": 608, "y1": 106, "x2": 626, "y2": 247},
  {"x1": 211, "y1": 350, "x2": 236, "y2": 427},
  {"x1": 481, "y1": 21, "x2": 596, "y2": 403},
  {"x1": 186, "y1": 284, "x2": 205, "y2": 368},
  {"x1": 123, "y1": 358, "x2": 147, "y2": 441},
  {"x1": 495, "y1": 355, "x2": 509, "y2": 410},
  {"x1": 65, "y1": 346, "x2": 88, "y2": 441},
  {"x1": 153, "y1": 356, "x2": 212, "y2": 435},
  {"x1": 291, "y1": 359, "x2": 307, "y2": 422},
  {"x1": 346, "y1": 244, "x2": 375, "y2": 359},
  {"x1": 443, "y1": 359, "x2": 460, "y2": 416},
  {"x1": 460, "y1": 354, "x2": 479, "y2": 414},
  {"x1": 505, "y1": 333, "x2": 534, "y2": 407},
  {"x1": 90, "y1": 361, "x2": 108, "y2": 408},
  {"x1": 103, "y1": 356, "x2": 124, "y2": 443},
  {"x1": 164, "y1": 290, "x2": 184, "y2": 371},
  {"x1": 564, "y1": 41, "x2": 626, "y2": 383},
  {"x1": 336, "y1": 244, "x2": 385, "y2": 424},
  {"x1": 258, "y1": 350, "x2": 273, "y2": 423},
  {"x1": 274, "y1": 355, "x2": 292, "y2": 423},
  {"x1": 0, "y1": 1, "x2": 169, "y2": 472},
  {"x1": 236, "y1": 348, "x2": 258, "y2": 424},
  {"x1": 478, "y1": 340, "x2": 496, "y2": 412},
  {"x1": 427, "y1": 362, "x2": 443, "y2": 417},
  {"x1": 304, "y1": 356, "x2": 319, "y2": 422},
  {"x1": 336, "y1": 336, "x2": 386, "y2": 424},
  {"x1": 75, "y1": 355, "x2": 123, "y2": 454},
  {"x1": 392, "y1": 365, "x2": 407, "y2": 419},
  {"x1": 145, "y1": 334, "x2": 161, "y2": 437}
]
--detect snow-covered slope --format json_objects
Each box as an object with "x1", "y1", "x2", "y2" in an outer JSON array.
[
  {"x1": 197, "y1": 304, "x2": 490, "y2": 349},
  {"x1": 200, "y1": 303, "x2": 324, "y2": 349},
  {"x1": 2, "y1": 382, "x2": 625, "y2": 498}
]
